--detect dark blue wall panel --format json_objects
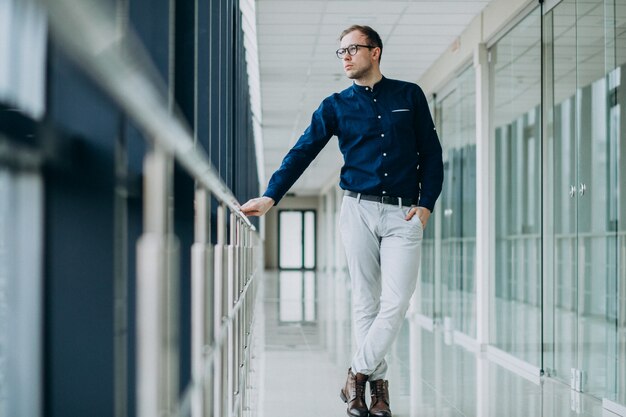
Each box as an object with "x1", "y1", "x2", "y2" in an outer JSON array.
[{"x1": 44, "y1": 49, "x2": 118, "y2": 417}]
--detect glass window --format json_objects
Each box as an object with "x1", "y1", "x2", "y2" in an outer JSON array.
[{"x1": 304, "y1": 211, "x2": 315, "y2": 269}]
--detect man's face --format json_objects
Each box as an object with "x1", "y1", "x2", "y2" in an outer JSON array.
[{"x1": 339, "y1": 30, "x2": 377, "y2": 80}]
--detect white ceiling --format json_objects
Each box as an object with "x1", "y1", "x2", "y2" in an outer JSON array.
[{"x1": 256, "y1": 0, "x2": 491, "y2": 196}]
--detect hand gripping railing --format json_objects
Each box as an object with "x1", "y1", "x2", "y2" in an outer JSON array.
[{"x1": 44, "y1": 1, "x2": 260, "y2": 416}]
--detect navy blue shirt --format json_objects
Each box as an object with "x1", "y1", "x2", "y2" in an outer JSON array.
[{"x1": 263, "y1": 76, "x2": 444, "y2": 211}]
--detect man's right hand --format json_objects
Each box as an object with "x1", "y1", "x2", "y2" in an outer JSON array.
[{"x1": 240, "y1": 196, "x2": 275, "y2": 217}]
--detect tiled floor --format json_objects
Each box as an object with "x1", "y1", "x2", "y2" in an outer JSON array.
[{"x1": 255, "y1": 270, "x2": 621, "y2": 417}]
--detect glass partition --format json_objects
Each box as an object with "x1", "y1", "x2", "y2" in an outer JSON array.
[
  {"x1": 575, "y1": 0, "x2": 618, "y2": 399},
  {"x1": 490, "y1": 7, "x2": 542, "y2": 366},
  {"x1": 437, "y1": 66, "x2": 477, "y2": 338},
  {"x1": 616, "y1": 0, "x2": 626, "y2": 407}
]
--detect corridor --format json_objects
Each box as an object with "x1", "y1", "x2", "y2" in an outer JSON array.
[
  {"x1": 1, "y1": 0, "x2": 626, "y2": 416},
  {"x1": 257, "y1": 271, "x2": 615, "y2": 417}
]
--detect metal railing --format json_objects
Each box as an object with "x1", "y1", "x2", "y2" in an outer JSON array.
[{"x1": 43, "y1": 1, "x2": 260, "y2": 416}]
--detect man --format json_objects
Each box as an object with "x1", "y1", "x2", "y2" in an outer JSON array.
[{"x1": 241, "y1": 25, "x2": 443, "y2": 417}]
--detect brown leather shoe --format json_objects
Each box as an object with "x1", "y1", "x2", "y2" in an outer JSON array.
[
  {"x1": 369, "y1": 379, "x2": 392, "y2": 417},
  {"x1": 339, "y1": 368, "x2": 369, "y2": 417}
]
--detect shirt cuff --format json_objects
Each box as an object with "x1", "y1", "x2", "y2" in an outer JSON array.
[
  {"x1": 418, "y1": 199, "x2": 435, "y2": 212},
  {"x1": 262, "y1": 191, "x2": 280, "y2": 205}
]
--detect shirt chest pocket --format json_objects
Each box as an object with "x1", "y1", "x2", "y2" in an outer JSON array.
[{"x1": 390, "y1": 108, "x2": 415, "y2": 137}]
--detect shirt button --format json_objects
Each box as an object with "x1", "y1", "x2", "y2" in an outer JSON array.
[
  {"x1": 382, "y1": 191, "x2": 387, "y2": 194},
  {"x1": 383, "y1": 153, "x2": 387, "y2": 156},
  {"x1": 380, "y1": 133, "x2": 385, "y2": 137},
  {"x1": 378, "y1": 115, "x2": 381, "y2": 119},
  {"x1": 365, "y1": 87, "x2": 369, "y2": 91},
  {"x1": 384, "y1": 173, "x2": 388, "y2": 176},
  {"x1": 373, "y1": 98, "x2": 377, "y2": 102}
]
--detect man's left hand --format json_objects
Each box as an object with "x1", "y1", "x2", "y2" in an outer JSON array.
[{"x1": 405, "y1": 206, "x2": 431, "y2": 229}]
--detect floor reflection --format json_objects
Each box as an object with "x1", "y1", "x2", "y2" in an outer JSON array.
[
  {"x1": 257, "y1": 270, "x2": 618, "y2": 417},
  {"x1": 278, "y1": 270, "x2": 316, "y2": 324}
]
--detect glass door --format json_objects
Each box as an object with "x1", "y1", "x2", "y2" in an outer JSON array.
[
  {"x1": 575, "y1": 0, "x2": 618, "y2": 399},
  {"x1": 278, "y1": 210, "x2": 316, "y2": 270},
  {"x1": 545, "y1": 0, "x2": 578, "y2": 388},
  {"x1": 545, "y1": 0, "x2": 620, "y2": 400}
]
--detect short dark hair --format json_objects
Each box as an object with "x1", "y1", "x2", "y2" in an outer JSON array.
[{"x1": 339, "y1": 25, "x2": 383, "y2": 62}]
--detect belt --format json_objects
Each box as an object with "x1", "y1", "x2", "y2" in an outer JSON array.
[{"x1": 344, "y1": 191, "x2": 417, "y2": 207}]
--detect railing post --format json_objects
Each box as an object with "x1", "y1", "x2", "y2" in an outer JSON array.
[
  {"x1": 213, "y1": 203, "x2": 224, "y2": 417},
  {"x1": 242, "y1": 225, "x2": 252, "y2": 416},
  {"x1": 191, "y1": 187, "x2": 213, "y2": 417},
  {"x1": 136, "y1": 148, "x2": 179, "y2": 417},
  {"x1": 226, "y1": 212, "x2": 236, "y2": 415}
]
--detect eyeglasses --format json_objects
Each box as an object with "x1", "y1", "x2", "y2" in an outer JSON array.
[{"x1": 336, "y1": 44, "x2": 375, "y2": 59}]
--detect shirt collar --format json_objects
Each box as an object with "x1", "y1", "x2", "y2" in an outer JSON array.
[{"x1": 352, "y1": 76, "x2": 387, "y2": 94}]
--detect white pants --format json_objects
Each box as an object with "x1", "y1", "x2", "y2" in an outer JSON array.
[{"x1": 339, "y1": 194, "x2": 423, "y2": 381}]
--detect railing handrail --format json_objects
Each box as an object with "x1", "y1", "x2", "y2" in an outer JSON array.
[{"x1": 44, "y1": 0, "x2": 255, "y2": 230}]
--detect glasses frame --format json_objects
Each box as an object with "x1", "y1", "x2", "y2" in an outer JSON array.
[{"x1": 336, "y1": 44, "x2": 375, "y2": 59}]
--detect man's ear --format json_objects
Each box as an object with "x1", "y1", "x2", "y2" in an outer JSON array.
[{"x1": 372, "y1": 47, "x2": 381, "y2": 63}]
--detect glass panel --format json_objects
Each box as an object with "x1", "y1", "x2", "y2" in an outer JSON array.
[
  {"x1": 279, "y1": 211, "x2": 303, "y2": 269},
  {"x1": 607, "y1": 0, "x2": 626, "y2": 406},
  {"x1": 439, "y1": 88, "x2": 460, "y2": 330},
  {"x1": 576, "y1": 0, "x2": 618, "y2": 399},
  {"x1": 548, "y1": 0, "x2": 579, "y2": 385},
  {"x1": 438, "y1": 66, "x2": 477, "y2": 338},
  {"x1": 458, "y1": 67, "x2": 478, "y2": 338},
  {"x1": 304, "y1": 211, "x2": 315, "y2": 269},
  {"x1": 490, "y1": 7, "x2": 542, "y2": 366}
]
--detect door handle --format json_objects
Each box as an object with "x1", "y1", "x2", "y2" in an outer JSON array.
[
  {"x1": 579, "y1": 183, "x2": 586, "y2": 197},
  {"x1": 569, "y1": 185, "x2": 576, "y2": 198}
]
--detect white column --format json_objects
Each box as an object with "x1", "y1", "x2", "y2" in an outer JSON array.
[{"x1": 474, "y1": 43, "x2": 493, "y2": 349}]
